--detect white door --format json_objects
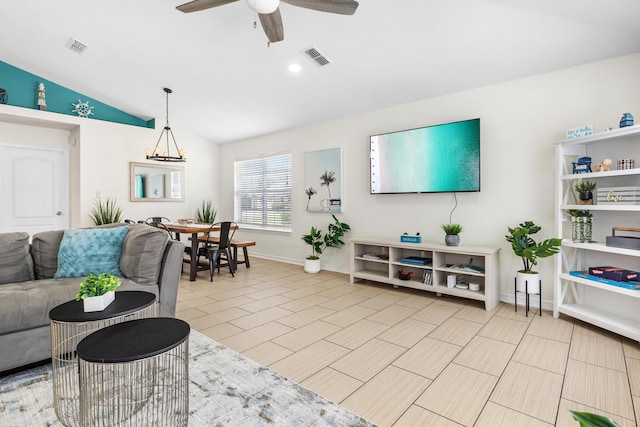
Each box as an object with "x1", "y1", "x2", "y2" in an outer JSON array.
[{"x1": 0, "y1": 144, "x2": 69, "y2": 234}]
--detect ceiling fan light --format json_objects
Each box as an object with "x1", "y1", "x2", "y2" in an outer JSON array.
[{"x1": 245, "y1": 0, "x2": 279, "y2": 14}]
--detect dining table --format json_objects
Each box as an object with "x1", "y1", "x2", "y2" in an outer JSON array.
[{"x1": 163, "y1": 223, "x2": 238, "y2": 281}]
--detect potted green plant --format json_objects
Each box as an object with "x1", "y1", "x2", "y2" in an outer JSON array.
[
  {"x1": 569, "y1": 410, "x2": 623, "y2": 427},
  {"x1": 75, "y1": 273, "x2": 121, "y2": 312},
  {"x1": 302, "y1": 214, "x2": 350, "y2": 273},
  {"x1": 505, "y1": 221, "x2": 562, "y2": 294},
  {"x1": 195, "y1": 199, "x2": 217, "y2": 224},
  {"x1": 574, "y1": 181, "x2": 597, "y2": 205},
  {"x1": 441, "y1": 223, "x2": 463, "y2": 246},
  {"x1": 89, "y1": 198, "x2": 123, "y2": 225}
]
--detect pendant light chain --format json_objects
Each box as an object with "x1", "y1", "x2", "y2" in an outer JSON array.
[{"x1": 145, "y1": 88, "x2": 186, "y2": 162}]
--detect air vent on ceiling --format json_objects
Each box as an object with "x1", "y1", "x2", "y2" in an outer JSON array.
[
  {"x1": 65, "y1": 38, "x2": 89, "y2": 55},
  {"x1": 302, "y1": 45, "x2": 332, "y2": 67}
]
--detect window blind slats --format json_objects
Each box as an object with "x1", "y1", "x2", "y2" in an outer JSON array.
[{"x1": 234, "y1": 153, "x2": 291, "y2": 229}]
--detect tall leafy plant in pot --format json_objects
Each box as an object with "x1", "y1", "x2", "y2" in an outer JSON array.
[
  {"x1": 302, "y1": 214, "x2": 351, "y2": 273},
  {"x1": 195, "y1": 199, "x2": 217, "y2": 224},
  {"x1": 89, "y1": 198, "x2": 123, "y2": 225},
  {"x1": 505, "y1": 221, "x2": 562, "y2": 294}
]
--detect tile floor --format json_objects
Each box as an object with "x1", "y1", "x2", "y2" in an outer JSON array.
[{"x1": 176, "y1": 259, "x2": 640, "y2": 427}]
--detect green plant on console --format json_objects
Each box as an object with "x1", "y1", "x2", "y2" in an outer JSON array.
[
  {"x1": 302, "y1": 214, "x2": 351, "y2": 260},
  {"x1": 505, "y1": 220, "x2": 562, "y2": 273},
  {"x1": 75, "y1": 273, "x2": 121, "y2": 300},
  {"x1": 569, "y1": 410, "x2": 623, "y2": 427},
  {"x1": 89, "y1": 198, "x2": 123, "y2": 225},
  {"x1": 441, "y1": 223, "x2": 463, "y2": 235},
  {"x1": 195, "y1": 199, "x2": 217, "y2": 223}
]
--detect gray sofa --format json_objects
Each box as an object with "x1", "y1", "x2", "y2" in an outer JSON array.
[{"x1": 0, "y1": 223, "x2": 185, "y2": 373}]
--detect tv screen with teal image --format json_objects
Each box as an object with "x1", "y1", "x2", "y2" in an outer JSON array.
[{"x1": 370, "y1": 118, "x2": 480, "y2": 194}]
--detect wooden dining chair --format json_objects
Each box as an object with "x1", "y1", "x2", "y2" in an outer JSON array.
[{"x1": 197, "y1": 221, "x2": 236, "y2": 281}]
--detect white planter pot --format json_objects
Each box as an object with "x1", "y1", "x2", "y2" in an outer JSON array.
[
  {"x1": 515, "y1": 271, "x2": 540, "y2": 294},
  {"x1": 83, "y1": 291, "x2": 115, "y2": 312},
  {"x1": 304, "y1": 258, "x2": 321, "y2": 274}
]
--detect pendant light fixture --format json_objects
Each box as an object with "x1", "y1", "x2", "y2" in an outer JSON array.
[{"x1": 145, "y1": 88, "x2": 186, "y2": 162}]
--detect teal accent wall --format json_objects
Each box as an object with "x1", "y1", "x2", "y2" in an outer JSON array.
[{"x1": 0, "y1": 61, "x2": 155, "y2": 129}]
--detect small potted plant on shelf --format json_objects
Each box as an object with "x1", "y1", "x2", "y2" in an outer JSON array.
[
  {"x1": 441, "y1": 223, "x2": 463, "y2": 246},
  {"x1": 573, "y1": 181, "x2": 597, "y2": 205},
  {"x1": 76, "y1": 273, "x2": 121, "y2": 312},
  {"x1": 302, "y1": 214, "x2": 351, "y2": 273},
  {"x1": 505, "y1": 221, "x2": 562, "y2": 294}
]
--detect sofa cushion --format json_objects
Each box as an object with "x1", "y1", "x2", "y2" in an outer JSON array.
[
  {"x1": 0, "y1": 278, "x2": 82, "y2": 334},
  {"x1": 54, "y1": 226, "x2": 129, "y2": 278},
  {"x1": 0, "y1": 278, "x2": 159, "y2": 334},
  {"x1": 0, "y1": 232, "x2": 34, "y2": 284},
  {"x1": 31, "y1": 230, "x2": 64, "y2": 279},
  {"x1": 119, "y1": 224, "x2": 169, "y2": 286}
]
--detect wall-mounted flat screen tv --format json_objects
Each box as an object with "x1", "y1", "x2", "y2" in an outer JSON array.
[{"x1": 370, "y1": 118, "x2": 480, "y2": 194}]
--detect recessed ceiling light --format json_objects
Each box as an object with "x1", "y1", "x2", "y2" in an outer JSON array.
[{"x1": 289, "y1": 63, "x2": 302, "y2": 73}]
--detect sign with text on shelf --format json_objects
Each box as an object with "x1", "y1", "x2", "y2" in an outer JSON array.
[{"x1": 566, "y1": 125, "x2": 593, "y2": 139}]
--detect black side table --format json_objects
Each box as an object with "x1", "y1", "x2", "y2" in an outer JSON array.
[
  {"x1": 77, "y1": 318, "x2": 190, "y2": 427},
  {"x1": 49, "y1": 291, "x2": 157, "y2": 427}
]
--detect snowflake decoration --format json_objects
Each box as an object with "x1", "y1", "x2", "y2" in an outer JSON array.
[{"x1": 72, "y1": 100, "x2": 94, "y2": 118}]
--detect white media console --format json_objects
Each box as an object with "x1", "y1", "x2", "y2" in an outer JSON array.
[{"x1": 350, "y1": 238, "x2": 500, "y2": 311}]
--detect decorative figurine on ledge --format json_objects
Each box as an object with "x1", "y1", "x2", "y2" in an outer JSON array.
[
  {"x1": 572, "y1": 156, "x2": 592, "y2": 174},
  {"x1": 593, "y1": 159, "x2": 612, "y2": 172},
  {"x1": 620, "y1": 112, "x2": 634, "y2": 128},
  {"x1": 37, "y1": 83, "x2": 47, "y2": 111}
]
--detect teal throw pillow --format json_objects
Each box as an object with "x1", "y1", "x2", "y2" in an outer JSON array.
[{"x1": 54, "y1": 226, "x2": 129, "y2": 278}]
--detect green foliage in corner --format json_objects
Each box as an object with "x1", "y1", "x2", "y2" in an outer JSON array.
[
  {"x1": 569, "y1": 410, "x2": 623, "y2": 427},
  {"x1": 89, "y1": 198, "x2": 123, "y2": 225},
  {"x1": 195, "y1": 199, "x2": 217, "y2": 223},
  {"x1": 505, "y1": 220, "x2": 562, "y2": 273},
  {"x1": 302, "y1": 214, "x2": 351, "y2": 260}
]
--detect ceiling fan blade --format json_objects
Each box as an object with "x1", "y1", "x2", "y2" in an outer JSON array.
[
  {"x1": 259, "y1": 8, "x2": 284, "y2": 43},
  {"x1": 176, "y1": 0, "x2": 238, "y2": 13},
  {"x1": 281, "y1": 0, "x2": 358, "y2": 15}
]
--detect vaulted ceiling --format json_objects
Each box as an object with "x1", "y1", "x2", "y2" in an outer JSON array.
[{"x1": 2, "y1": 0, "x2": 639, "y2": 143}]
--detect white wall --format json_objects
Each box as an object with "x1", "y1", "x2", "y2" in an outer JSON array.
[
  {"x1": 0, "y1": 106, "x2": 219, "y2": 228},
  {"x1": 218, "y1": 53, "x2": 640, "y2": 306}
]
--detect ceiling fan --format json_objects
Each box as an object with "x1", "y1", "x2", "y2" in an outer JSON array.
[{"x1": 176, "y1": 0, "x2": 359, "y2": 43}]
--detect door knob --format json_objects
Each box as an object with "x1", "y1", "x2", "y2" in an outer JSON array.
[{"x1": 56, "y1": 211, "x2": 63, "y2": 216}]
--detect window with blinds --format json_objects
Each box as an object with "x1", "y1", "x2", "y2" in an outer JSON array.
[{"x1": 234, "y1": 153, "x2": 292, "y2": 230}]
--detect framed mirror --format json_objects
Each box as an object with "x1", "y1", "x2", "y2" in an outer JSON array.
[
  {"x1": 304, "y1": 148, "x2": 343, "y2": 212},
  {"x1": 130, "y1": 162, "x2": 184, "y2": 202}
]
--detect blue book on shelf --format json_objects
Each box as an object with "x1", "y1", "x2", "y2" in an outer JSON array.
[
  {"x1": 569, "y1": 271, "x2": 640, "y2": 290},
  {"x1": 400, "y1": 256, "x2": 431, "y2": 266}
]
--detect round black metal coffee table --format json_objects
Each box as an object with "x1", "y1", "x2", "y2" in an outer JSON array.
[
  {"x1": 77, "y1": 318, "x2": 190, "y2": 427},
  {"x1": 49, "y1": 291, "x2": 157, "y2": 427}
]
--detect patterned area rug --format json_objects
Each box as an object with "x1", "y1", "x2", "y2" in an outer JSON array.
[{"x1": 0, "y1": 330, "x2": 376, "y2": 426}]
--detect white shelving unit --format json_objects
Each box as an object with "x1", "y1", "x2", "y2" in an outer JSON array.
[
  {"x1": 554, "y1": 124, "x2": 640, "y2": 341},
  {"x1": 350, "y1": 238, "x2": 500, "y2": 311}
]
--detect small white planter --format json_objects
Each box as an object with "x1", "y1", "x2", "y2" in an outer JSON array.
[
  {"x1": 304, "y1": 258, "x2": 321, "y2": 274},
  {"x1": 83, "y1": 291, "x2": 115, "y2": 312},
  {"x1": 515, "y1": 271, "x2": 540, "y2": 294}
]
